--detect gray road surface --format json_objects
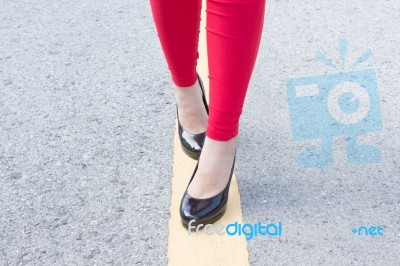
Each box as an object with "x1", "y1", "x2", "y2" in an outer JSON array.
[{"x1": 1, "y1": 0, "x2": 399, "y2": 265}]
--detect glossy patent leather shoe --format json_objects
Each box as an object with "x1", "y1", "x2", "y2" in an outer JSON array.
[
  {"x1": 180, "y1": 154, "x2": 236, "y2": 228},
  {"x1": 177, "y1": 74, "x2": 209, "y2": 160}
]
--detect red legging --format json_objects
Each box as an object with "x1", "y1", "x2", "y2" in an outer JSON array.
[{"x1": 149, "y1": 0, "x2": 266, "y2": 141}]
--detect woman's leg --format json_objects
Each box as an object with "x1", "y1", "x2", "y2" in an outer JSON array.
[
  {"x1": 150, "y1": 0, "x2": 266, "y2": 197},
  {"x1": 149, "y1": 0, "x2": 208, "y2": 133},
  {"x1": 187, "y1": 0, "x2": 266, "y2": 198},
  {"x1": 207, "y1": 0, "x2": 266, "y2": 141},
  {"x1": 149, "y1": 0, "x2": 201, "y2": 87}
]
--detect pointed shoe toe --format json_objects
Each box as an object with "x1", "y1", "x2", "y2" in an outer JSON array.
[{"x1": 180, "y1": 156, "x2": 236, "y2": 229}]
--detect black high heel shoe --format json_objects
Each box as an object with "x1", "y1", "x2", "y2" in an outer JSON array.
[
  {"x1": 179, "y1": 153, "x2": 236, "y2": 228},
  {"x1": 177, "y1": 74, "x2": 209, "y2": 160}
]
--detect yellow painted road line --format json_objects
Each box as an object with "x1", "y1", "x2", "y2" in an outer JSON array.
[{"x1": 167, "y1": 2, "x2": 249, "y2": 265}]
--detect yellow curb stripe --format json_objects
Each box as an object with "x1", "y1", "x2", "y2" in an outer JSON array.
[{"x1": 167, "y1": 2, "x2": 249, "y2": 265}]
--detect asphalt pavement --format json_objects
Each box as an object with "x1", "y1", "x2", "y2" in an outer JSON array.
[{"x1": 1, "y1": 0, "x2": 399, "y2": 265}]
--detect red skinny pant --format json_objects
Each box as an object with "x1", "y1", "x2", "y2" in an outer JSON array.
[{"x1": 149, "y1": 0, "x2": 266, "y2": 141}]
